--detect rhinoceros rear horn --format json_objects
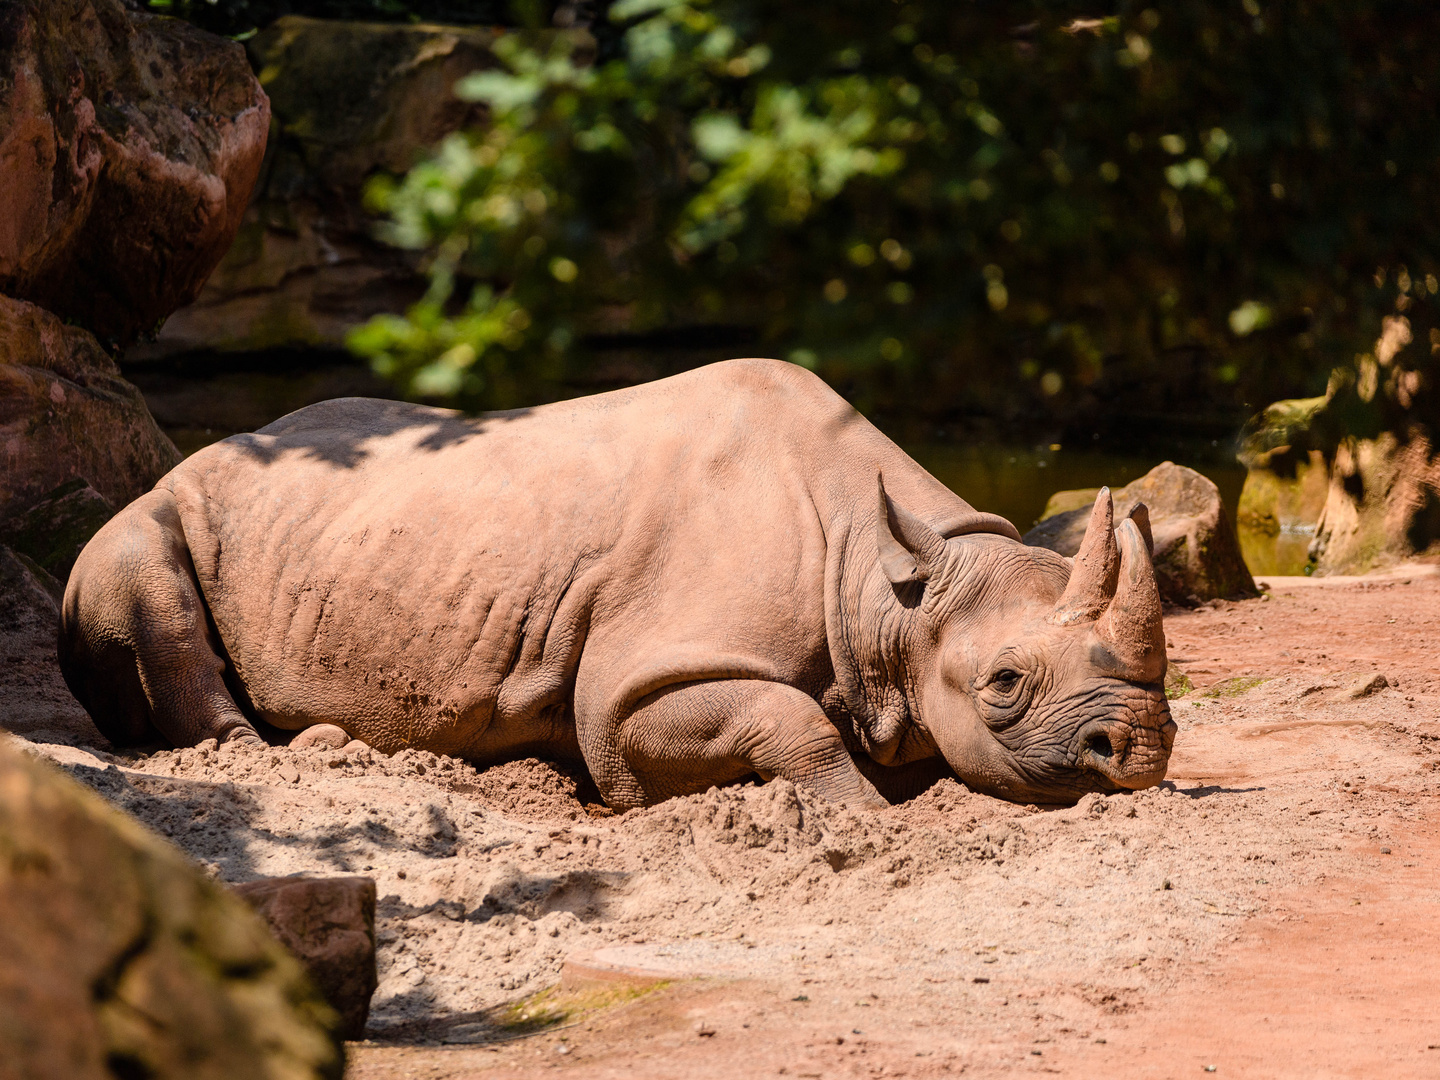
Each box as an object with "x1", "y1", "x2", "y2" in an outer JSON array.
[
  {"x1": 1097, "y1": 518, "x2": 1166, "y2": 680},
  {"x1": 1126, "y1": 501, "x2": 1154, "y2": 555},
  {"x1": 1050, "y1": 488, "x2": 1120, "y2": 625}
]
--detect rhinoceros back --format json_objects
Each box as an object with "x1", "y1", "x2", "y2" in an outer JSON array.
[
  {"x1": 147, "y1": 361, "x2": 937, "y2": 754},
  {"x1": 71, "y1": 359, "x2": 973, "y2": 757}
]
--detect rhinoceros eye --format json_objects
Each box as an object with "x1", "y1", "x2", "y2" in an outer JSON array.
[
  {"x1": 974, "y1": 663, "x2": 1032, "y2": 727},
  {"x1": 990, "y1": 668, "x2": 1022, "y2": 693}
]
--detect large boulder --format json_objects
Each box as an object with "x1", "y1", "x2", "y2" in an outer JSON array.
[
  {"x1": 0, "y1": 295, "x2": 181, "y2": 522},
  {"x1": 235, "y1": 876, "x2": 379, "y2": 1041},
  {"x1": 0, "y1": 737, "x2": 344, "y2": 1080},
  {"x1": 131, "y1": 16, "x2": 505, "y2": 361},
  {"x1": 0, "y1": 0, "x2": 270, "y2": 346},
  {"x1": 1025, "y1": 462, "x2": 1257, "y2": 602}
]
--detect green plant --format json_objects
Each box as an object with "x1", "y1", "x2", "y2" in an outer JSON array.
[{"x1": 350, "y1": 1, "x2": 1440, "y2": 428}]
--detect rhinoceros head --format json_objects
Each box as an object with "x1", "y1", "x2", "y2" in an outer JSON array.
[{"x1": 876, "y1": 479, "x2": 1175, "y2": 804}]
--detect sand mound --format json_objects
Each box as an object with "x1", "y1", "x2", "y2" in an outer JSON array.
[{"x1": 21, "y1": 730, "x2": 1311, "y2": 1041}]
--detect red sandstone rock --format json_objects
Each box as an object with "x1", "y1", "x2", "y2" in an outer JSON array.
[
  {"x1": 234, "y1": 875, "x2": 379, "y2": 1040},
  {"x1": 0, "y1": 296, "x2": 180, "y2": 520},
  {"x1": 0, "y1": 0, "x2": 270, "y2": 345}
]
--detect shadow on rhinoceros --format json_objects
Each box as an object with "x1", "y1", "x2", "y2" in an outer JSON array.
[
  {"x1": 218, "y1": 398, "x2": 535, "y2": 470},
  {"x1": 59, "y1": 359, "x2": 1175, "y2": 808}
]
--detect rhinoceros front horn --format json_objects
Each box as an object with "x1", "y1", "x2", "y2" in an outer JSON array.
[
  {"x1": 1050, "y1": 488, "x2": 1120, "y2": 625},
  {"x1": 1097, "y1": 516, "x2": 1167, "y2": 680}
]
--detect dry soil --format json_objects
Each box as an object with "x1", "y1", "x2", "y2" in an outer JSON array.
[{"x1": 7, "y1": 566, "x2": 1440, "y2": 1079}]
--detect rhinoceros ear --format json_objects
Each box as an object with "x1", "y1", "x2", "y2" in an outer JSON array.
[{"x1": 876, "y1": 473, "x2": 948, "y2": 585}]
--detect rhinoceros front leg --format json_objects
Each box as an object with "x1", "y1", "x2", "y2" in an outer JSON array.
[{"x1": 595, "y1": 680, "x2": 886, "y2": 811}]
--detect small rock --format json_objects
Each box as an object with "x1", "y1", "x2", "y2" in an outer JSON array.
[
  {"x1": 233, "y1": 876, "x2": 378, "y2": 1040},
  {"x1": 275, "y1": 763, "x2": 301, "y2": 785},
  {"x1": 1341, "y1": 673, "x2": 1389, "y2": 699},
  {"x1": 694, "y1": 1019, "x2": 716, "y2": 1036},
  {"x1": 1380, "y1": 847, "x2": 1392, "y2": 855},
  {"x1": 292, "y1": 724, "x2": 352, "y2": 751}
]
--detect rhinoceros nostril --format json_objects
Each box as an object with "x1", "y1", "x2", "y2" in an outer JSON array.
[{"x1": 1086, "y1": 732, "x2": 1115, "y2": 760}]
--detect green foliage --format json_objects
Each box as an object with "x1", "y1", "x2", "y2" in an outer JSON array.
[{"x1": 351, "y1": 0, "x2": 1440, "y2": 427}]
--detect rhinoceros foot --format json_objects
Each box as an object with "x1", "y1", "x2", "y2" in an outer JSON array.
[{"x1": 291, "y1": 725, "x2": 353, "y2": 751}]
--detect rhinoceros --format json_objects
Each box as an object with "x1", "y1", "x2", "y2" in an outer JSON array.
[{"x1": 59, "y1": 359, "x2": 1174, "y2": 807}]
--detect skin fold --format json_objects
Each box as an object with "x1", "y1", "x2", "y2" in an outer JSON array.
[{"x1": 59, "y1": 359, "x2": 1174, "y2": 808}]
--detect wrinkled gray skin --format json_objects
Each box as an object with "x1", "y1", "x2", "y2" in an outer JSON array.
[{"x1": 59, "y1": 359, "x2": 1175, "y2": 808}]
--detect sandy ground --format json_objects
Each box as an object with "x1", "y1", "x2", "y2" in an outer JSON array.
[{"x1": 6, "y1": 566, "x2": 1440, "y2": 1079}]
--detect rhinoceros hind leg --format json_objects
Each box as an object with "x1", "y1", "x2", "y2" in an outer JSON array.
[
  {"x1": 598, "y1": 680, "x2": 886, "y2": 811},
  {"x1": 290, "y1": 724, "x2": 352, "y2": 750},
  {"x1": 59, "y1": 489, "x2": 260, "y2": 749}
]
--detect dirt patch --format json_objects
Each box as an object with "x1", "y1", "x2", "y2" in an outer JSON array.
[{"x1": 6, "y1": 568, "x2": 1440, "y2": 1076}]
